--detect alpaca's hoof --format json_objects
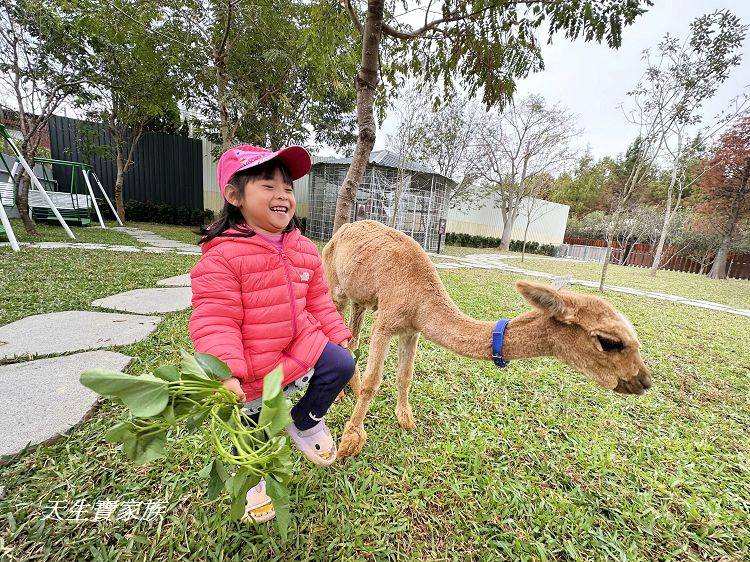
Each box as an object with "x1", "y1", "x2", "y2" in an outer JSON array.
[
  {"x1": 396, "y1": 407, "x2": 416, "y2": 430},
  {"x1": 334, "y1": 390, "x2": 346, "y2": 402},
  {"x1": 337, "y1": 422, "x2": 367, "y2": 459}
]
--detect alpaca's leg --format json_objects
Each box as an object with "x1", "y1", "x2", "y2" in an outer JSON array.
[
  {"x1": 346, "y1": 303, "x2": 367, "y2": 397},
  {"x1": 395, "y1": 332, "x2": 419, "y2": 430},
  {"x1": 334, "y1": 301, "x2": 366, "y2": 401},
  {"x1": 338, "y1": 320, "x2": 391, "y2": 459}
]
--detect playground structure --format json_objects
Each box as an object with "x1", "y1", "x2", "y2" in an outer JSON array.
[{"x1": 0, "y1": 123, "x2": 122, "y2": 251}]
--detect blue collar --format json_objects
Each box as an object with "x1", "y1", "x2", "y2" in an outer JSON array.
[{"x1": 492, "y1": 319, "x2": 510, "y2": 368}]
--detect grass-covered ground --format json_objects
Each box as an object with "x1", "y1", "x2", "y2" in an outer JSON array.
[
  {"x1": 1, "y1": 234, "x2": 749, "y2": 560},
  {"x1": 1, "y1": 218, "x2": 144, "y2": 246},
  {"x1": 127, "y1": 222, "x2": 203, "y2": 245},
  {"x1": 0, "y1": 247, "x2": 198, "y2": 327},
  {"x1": 508, "y1": 256, "x2": 750, "y2": 310}
]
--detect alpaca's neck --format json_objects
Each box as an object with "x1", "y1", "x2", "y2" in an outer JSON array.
[
  {"x1": 418, "y1": 296, "x2": 554, "y2": 362},
  {"x1": 502, "y1": 311, "x2": 557, "y2": 360}
]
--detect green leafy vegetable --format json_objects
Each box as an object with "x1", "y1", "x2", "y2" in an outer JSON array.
[{"x1": 80, "y1": 350, "x2": 294, "y2": 537}]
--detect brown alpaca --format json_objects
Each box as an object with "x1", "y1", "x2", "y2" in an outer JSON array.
[{"x1": 323, "y1": 220, "x2": 652, "y2": 459}]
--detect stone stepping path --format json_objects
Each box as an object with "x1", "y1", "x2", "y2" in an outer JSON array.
[
  {"x1": 0, "y1": 351, "x2": 132, "y2": 457},
  {"x1": 157, "y1": 273, "x2": 191, "y2": 287},
  {"x1": 92, "y1": 287, "x2": 192, "y2": 314},
  {"x1": 429, "y1": 253, "x2": 750, "y2": 318},
  {"x1": 0, "y1": 226, "x2": 203, "y2": 456},
  {"x1": 0, "y1": 311, "x2": 161, "y2": 360},
  {"x1": 112, "y1": 226, "x2": 200, "y2": 252},
  {"x1": 0, "y1": 241, "x2": 200, "y2": 255}
]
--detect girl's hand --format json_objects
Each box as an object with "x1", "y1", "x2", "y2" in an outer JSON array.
[
  {"x1": 222, "y1": 377, "x2": 246, "y2": 402},
  {"x1": 339, "y1": 339, "x2": 350, "y2": 349}
]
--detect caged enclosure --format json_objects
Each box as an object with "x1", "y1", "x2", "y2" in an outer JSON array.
[{"x1": 304, "y1": 150, "x2": 453, "y2": 251}]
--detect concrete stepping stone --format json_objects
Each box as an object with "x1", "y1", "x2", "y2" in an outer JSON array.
[
  {"x1": 434, "y1": 263, "x2": 463, "y2": 269},
  {"x1": 157, "y1": 274, "x2": 191, "y2": 287},
  {"x1": 0, "y1": 311, "x2": 161, "y2": 360},
  {"x1": 0, "y1": 351, "x2": 132, "y2": 456},
  {"x1": 92, "y1": 287, "x2": 192, "y2": 314}
]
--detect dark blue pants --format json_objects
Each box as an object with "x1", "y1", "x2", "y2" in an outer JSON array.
[
  {"x1": 240, "y1": 341, "x2": 355, "y2": 431},
  {"x1": 291, "y1": 341, "x2": 356, "y2": 430}
]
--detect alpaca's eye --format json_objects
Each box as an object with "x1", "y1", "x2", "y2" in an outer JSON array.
[{"x1": 597, "y1": 335, "x2": 623, "y2": 352}]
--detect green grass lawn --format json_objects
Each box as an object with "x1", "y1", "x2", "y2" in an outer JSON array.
[
  {"x1": 0, "y1": 247, "x2": 198, "y2": 326},
  {"x1": 127, "y1": 222, "x2": 203, "y2": 245},
  {"x1": 2, "y1": 246, "x2": 749, "y2": 560},
  {"x1": 512, "y1": 256, "x2": 750, "y2": 310},
  {"x1": 1, "y1": 218, "x2": 145, "y2": 246}
]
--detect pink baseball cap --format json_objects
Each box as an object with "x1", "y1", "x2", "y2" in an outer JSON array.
[{"x1": 217, "y1": 144, "x2": 312, "y2": 198}]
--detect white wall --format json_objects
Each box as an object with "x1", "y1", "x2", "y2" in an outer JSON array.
[{"x1": 446, "y1": 195, "x2": 570, "y2": 245}]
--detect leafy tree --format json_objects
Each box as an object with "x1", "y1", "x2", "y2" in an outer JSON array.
[
  {"x1": 549, "y1": 154, "x2": 617, "y2": 217},
  {"x1": 65, "y1": 0, "x2": 190, "y2": 220},
  {"x1": 0, "y1": 0, "x2": 89, "y2": 234},
  {"x1": 331, "y1": 0, "x2": 652, "y2": 234},
  {"x1": 170, "y1": 0, "x2": 358, "y2": 152},
  {"x1": 696, "y1": 116, "x2": 750, "y2": 279},
  {"x1": 636, "y1": 11, "x2": 748, "y2": 275}
]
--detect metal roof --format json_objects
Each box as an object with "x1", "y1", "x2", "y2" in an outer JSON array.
[{"x1": 314, "y1": 149, "x2": 452, "y2": 181}]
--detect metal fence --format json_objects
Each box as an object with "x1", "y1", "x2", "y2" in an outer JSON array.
[
  {"x1": 306, "y1": 162, "x2": 450, "y2": 251},
  {"x1": 556, "y1": 243, "x2": 750, "y2": 280},
  {"x1": 48, "y1": 115, "x2": 203, "y2": 210},
  {"x1": 556, "y1": 244, "x2": 608, "y2": 262}
]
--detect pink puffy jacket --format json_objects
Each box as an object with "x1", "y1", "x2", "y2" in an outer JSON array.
[{"x1": 188, "y1": 227, "x2": 352, "y2": 401}]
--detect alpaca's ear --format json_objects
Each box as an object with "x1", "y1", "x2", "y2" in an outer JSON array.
[{"x1": 515, "y1": 280, "x2": 575, "y2": 323}]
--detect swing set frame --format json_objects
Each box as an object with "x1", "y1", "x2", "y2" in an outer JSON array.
[{"x1": 0, "y1": 123, "x2": 123, "y2": 252}]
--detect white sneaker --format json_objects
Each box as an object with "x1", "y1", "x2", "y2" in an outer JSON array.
[{"x1": 241, "y1": 478, "x2": 275, "y2": 523}]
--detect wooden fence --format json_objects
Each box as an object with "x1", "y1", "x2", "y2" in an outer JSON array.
[{"x1": 560, "y1": 237, "x2": 750, "y2": 280}]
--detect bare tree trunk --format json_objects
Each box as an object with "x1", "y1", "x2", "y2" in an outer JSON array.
[
  {"x1": 15, "y1": 172, "x2": 38, "y2": 235},
  {"x1": 114, "y1": 150, "x2": 126, "y2": 221},
  {"x1": 390, "y1": 170, "x2": 404, "y2": 228},
  {"x1": 708, "y1": 158, "x2": 749, "y2": 280},
  {"x1": 599, "y1": 209, "x2": 621, "y2": 291},
  {"x1": 332, "y1": 0, "x2": 384, "y2": 235},
  {"x1": 651, "y1": 135, "x2": 682, "y2": 275},
  {"x1": 599, "y1": 243, "x2": 613, "y2": 291},
  {"x1": 521, "y1": 217, "x2": 531, "y2": 262},
  {"x1": 650, "y1": 209, "x2": 671, "y2": 275},
  {"x1": 499, "y1": 211, "x2": 516, "y2": 250},
  {"x1": 708, "y1": 235, "x2": 731, "y2": 279},
  {"x1": 14, "y1": 137, "x2": 41, "y2": 235}
]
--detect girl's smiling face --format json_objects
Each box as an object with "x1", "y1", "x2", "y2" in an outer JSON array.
[{"x1": 225, "y1": 165, "x2": 296, "y2": 235}]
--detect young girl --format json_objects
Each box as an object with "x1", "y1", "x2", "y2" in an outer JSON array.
[{"x1": 189, "y1": 144, "x2": 355, "y2": 524}]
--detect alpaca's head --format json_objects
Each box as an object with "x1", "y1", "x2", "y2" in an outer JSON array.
[{"x1": 515, "y1": 280, "x2": 651, "y2": 395}]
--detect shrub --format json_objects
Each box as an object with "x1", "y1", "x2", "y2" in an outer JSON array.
[{"x1": 446, "y1": 231, "x2": 560, "y2": 257}]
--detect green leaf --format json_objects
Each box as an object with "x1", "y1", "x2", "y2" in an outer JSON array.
[
  {"x1": 225, "y1": 467, "x2": 249, "y2": 498},
  {"x1": 104, "y1": 421, "x2": 134, "y2": 444},
  {"x1": 258, "y1": 367, "x2": 292, "y2": 438},
  {"x1": 180, "y1": 349, "x2": 208, "y2": 378},
  {"x1": 80, "y1": 369, "x2": 169, "y2": 418},
  {"x1": 161, "y1": 403, "x2": 175, "y2": 424},
  {"x1": 215, "y1": 405, "x2": 234, "y2": 423},
  {"x1": 195, "y1": 353, "x2": 232, "y2": 381},
  {"x1": 185, "y1": 407, "x2": 211, "y2": 431},
  {"x1": 265, "y1": 475, "x2": 291, "y2": 539},
  {"x1": 122, "y1": 428, "x2": 167, "y2": 466},
  {"x1": 153, "y1": 365, "x2": 180, "y2": 382},
  {"x1": 208, "y1": 459, "x2": 229, "y2": 500},
  {"x1": 353, "y1": 348, "x2": 362, "y2": 362},
  {"x1": 228, "y1": 472, "x2": 260, "y2": 520},
  {"x1": 173, "y1": 399, "x2": 197, "y2": 417},
  {"x1": 198, "y1": 459, "x2": 214, "y2": 479}
]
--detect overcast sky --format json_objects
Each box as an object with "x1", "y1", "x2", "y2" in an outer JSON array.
[{"x1": 367, "y1": 0, "x2": 750, "y2": 162}]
